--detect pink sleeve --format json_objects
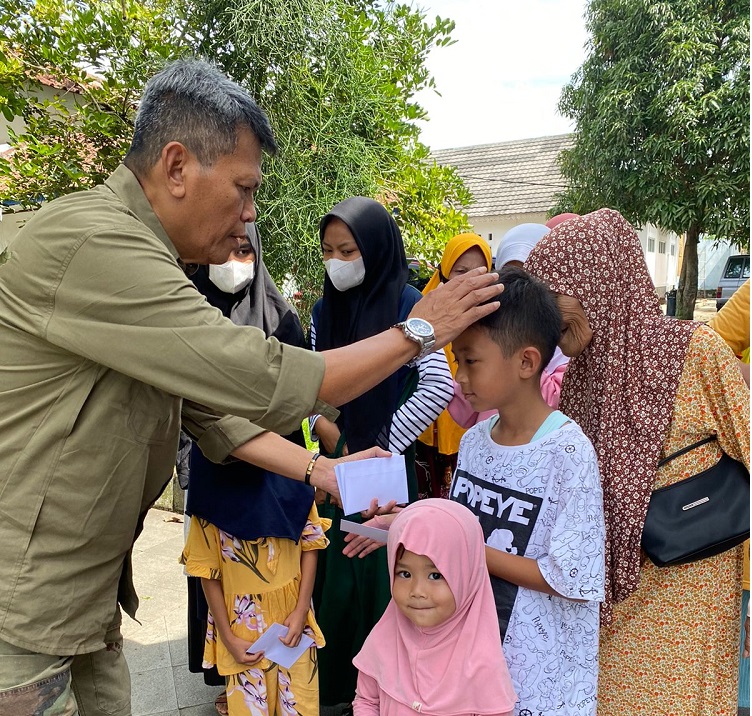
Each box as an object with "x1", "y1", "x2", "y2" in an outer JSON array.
[
  {"x1": 447, "y1": 381, "x2": 497, "y2": 428},
  {"x1": 446, "y1": 380, "x2": 478, "y2": 428},
  {"x1": 353, "y1": 672, "x2": 381, "y2": 716},
  {"x1": 539, "y1": 363, "x2": 566, "y2": 409}
]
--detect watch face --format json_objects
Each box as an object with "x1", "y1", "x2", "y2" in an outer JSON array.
[{"x1": 406, "y1": 317, "x2": 434, "y2": 337}]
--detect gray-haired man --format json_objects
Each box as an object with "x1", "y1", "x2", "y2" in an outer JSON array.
[{"x1": 0, "y1": 59, "x2": 501, "y2": 714}]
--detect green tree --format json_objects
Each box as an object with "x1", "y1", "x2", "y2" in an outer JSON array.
[
  {"x1": 1, "y1": 0, "x2": 472, "y2": 320},
  {"x1": 553, "y1": 0, "x2": 749, "y2": 318},
  {"x1": 0, "y1": 0, "x2": 184, "y2": 207},
  {"x1": 182, "y1": 0, "x2": 470, "y2": 314}
]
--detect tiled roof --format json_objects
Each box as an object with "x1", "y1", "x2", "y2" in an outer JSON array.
[{"x1": 432, "y1": 134, "x2": 573, "y2": 217}]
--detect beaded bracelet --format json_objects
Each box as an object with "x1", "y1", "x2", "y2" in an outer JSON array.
[{"x1": 304, "y1": 452, "x2": 321, "y2": 486}]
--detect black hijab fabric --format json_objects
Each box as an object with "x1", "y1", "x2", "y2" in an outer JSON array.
[
  {"x1": 314, "y1": 197, "x2": 414, "y2": 452},
  {"x1": 190, "y1": 223, "x2": 306, "y2": 348},
  {"x1": 186, "y1": 223, "x2": 313, "y2": 542}
]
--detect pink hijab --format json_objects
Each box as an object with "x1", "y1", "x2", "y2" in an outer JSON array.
[
  {"x1": 353, "y1": 499, "x2": 516, "y2": 715},
  {"x1": 525, "y1": 209, "x2": 697, "y2": 611},
  {"x1": 545, "y1": 212, "x2": 580, "y2": 229}
]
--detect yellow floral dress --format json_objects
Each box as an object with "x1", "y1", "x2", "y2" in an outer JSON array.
[
  {"x1": 599, "y1": 326, "x2": 750, "y2": 716},
  {"x1": 182, "y1": 505, "x2": 331, "y2": 716}
]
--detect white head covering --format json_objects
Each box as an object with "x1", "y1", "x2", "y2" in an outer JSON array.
[{"x1": 495, "y1": 223, "x2": 550, "y2": 268}]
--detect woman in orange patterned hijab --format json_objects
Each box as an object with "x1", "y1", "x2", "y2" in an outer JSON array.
[{"x1": 526, "y1": 208, "x2": 749, "y2": 716}]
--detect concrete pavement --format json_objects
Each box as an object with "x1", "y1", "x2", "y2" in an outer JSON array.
[{"x1": 122, "y1": 508, "x2": 222, "y2": 716}]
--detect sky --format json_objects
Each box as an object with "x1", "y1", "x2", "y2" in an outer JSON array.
[{"x1": 412, "y1": 0, "x2": 590, "y2": 150}]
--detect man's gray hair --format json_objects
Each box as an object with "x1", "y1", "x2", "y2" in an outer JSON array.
[{"x1": 124, "y1": 59, "x2": 277, "y2": 176}]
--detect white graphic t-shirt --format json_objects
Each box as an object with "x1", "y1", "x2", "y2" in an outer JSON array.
[{"x1": 450, "y1": 418, "x2": 605, "y2": 716}]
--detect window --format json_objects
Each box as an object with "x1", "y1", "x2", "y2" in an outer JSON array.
[
  {"x1": 488, "y1": 233, "x2": 493, "y2": 242},
  {"x1": 724, "y1": 256, "x2": 747, "y2": 279},
  {"x1": 647, "y1": 237, "x2": 655, "y2": 252},
  {"x1": 658, "y1": 241, "x2": 666, "y2": 254},
  {"x1": 670, "y1": 244, "x2": 676, "y2": 257}
]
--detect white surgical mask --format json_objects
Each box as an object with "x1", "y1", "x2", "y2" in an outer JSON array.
[
  {"x1": 324, "y1": 257, "x2": 366, "y2": 292},
  {"x1": 208, "y1": 260, "x2": 255, "y2": 294}
]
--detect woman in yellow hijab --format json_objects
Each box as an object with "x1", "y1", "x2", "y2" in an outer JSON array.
[{"x1": 416, "y1": 233, "x2": 492, "y2": 497}]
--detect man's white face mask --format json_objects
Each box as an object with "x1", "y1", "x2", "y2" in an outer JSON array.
[
  {"x1": 324, "y1": 257, "x2": 366, "y2": 292},
  {"x1": 208, "y1": 260, "x2": 255, "y2": 294}
]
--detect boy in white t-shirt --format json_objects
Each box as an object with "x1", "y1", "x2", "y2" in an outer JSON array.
[{"x1": 450, "y1": 266, "x2": 605, "y2": 716}]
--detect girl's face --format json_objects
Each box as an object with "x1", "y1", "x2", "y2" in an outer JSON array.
[
  {"x1": 321, "y1": 217, "x2": 362, "y2": 262},
  {"x1": 447, "y1": 246, "x2": 487, "y2": 281},
  {"x1": 229, "y1": 240, "x2": 256, "y2": 264},
  {"x1": 392, "y1": 548, "x2": 456, "y2": 628}
]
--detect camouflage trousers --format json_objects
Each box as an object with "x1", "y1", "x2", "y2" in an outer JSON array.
[{"x1": 0, "y1": 620, "x2": 130, "y2": 716}]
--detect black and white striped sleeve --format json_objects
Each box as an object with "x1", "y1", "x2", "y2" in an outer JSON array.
[{"x1": 386, "y1": 349, "x2": 453, "y2": 454}]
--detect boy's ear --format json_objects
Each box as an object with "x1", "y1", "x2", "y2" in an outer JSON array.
[{"x1": 519, "y1": 346, "x2": 543, "y2": 379}]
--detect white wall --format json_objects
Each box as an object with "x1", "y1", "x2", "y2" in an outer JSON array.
[
  {"x1": 634, "y1": 225, "x2": 680, "y2": 295},
  {"x1": 468, "y1": 211, "x2": 680, "y2": 295},
  {"x1": 1, "y1": 83, "x2": 80, "y2": 145},
  {"x1": 467, "y1": 211, "x2": 549, "y2": 261},
  {"x1": 697, "y1": 239, "x2": 740, "y2": 291}
]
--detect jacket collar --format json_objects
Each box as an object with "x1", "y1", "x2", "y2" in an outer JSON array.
[{"x1": 104, "y1": 164, "x2": 180, "y2": 261}]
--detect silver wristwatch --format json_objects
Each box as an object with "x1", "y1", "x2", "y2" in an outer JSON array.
[{"x1": 393, "y1": 318, "x2": 436, "y2": 367}]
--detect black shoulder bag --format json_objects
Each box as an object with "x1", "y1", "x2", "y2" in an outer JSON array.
[{"x1": 641, "y1": 435, "x2": 749, "y2": 567}]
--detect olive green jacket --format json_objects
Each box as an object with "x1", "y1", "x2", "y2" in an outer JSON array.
[{"x1": 0, "y1": 165, "x2": 334, "y2": 655}]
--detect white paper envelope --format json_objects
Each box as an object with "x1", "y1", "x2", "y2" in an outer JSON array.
[
  {"x1": 340, "y1": 519, "x2": 390, "y2": 543},
  {"x1": 246, "y1": 622, "x2": 315, "y2": 669},
  {"x1": 334, "y1": 454, "x2": 408, "y2": 515}
]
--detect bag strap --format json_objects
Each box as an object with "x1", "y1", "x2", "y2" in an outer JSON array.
[{"x1": 657, "y1": 435, "x2": 717, "y2": 468}]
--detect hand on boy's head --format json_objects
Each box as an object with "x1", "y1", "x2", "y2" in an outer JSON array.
[{"x1": 408, "y1": 268, "x2": 503, "y2": 350}]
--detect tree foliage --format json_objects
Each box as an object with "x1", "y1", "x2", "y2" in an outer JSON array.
[
  {"x1": 553, "y1": 0, "x2": 749, "y2": 318},
  {"x1": 0, "y1": 0, "x2": 184, "y2": 206},
  {"x1": 0, "y1": 0, "x2": 472, "y2": 319}
]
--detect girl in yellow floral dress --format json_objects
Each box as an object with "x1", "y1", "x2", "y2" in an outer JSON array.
[{"x1": 183, "y1": 500, "x2": 330, "y2": 716}]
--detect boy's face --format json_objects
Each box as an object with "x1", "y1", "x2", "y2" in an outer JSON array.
[{"x1": 452, "y1": 326, "x2": 519, "y2": 412}]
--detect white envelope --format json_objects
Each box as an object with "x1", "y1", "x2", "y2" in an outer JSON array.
[
  {"x1": 340, "y1": 519, "x2": 389, "y2": 543},
  {"x1": 334, "y1": 454, "x2": 408, "y2": 515},
  {"x1": 246, "y1": 622, "x2": 314, "y2": 669}
]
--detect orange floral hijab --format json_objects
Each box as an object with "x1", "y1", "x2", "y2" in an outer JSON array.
[
  {"x1": 419, "y1": 234, "x2": 492, "y2": 455},
  {"x1": 525, "y1": 209, "x2": 697, "y2": 609}
]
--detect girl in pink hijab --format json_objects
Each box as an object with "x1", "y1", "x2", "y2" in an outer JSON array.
[{"x1": 352, "y1": 499, "x2": 516, "y2": 716}]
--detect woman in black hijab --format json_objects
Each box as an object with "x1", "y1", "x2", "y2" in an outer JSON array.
[{"x1": 310, "y1": 197, "x2": 453, "y2": 708}]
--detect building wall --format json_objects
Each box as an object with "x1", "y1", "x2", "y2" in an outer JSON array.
[
  {"x1": 634, "y1": 225, "x2": 680, "y2": 296},
  {"x1": 0, "y1": 84, "x2": 77, "y2": 146},
  {"x1": 467, "y1": 211, "x2": 680, "y2": 295},
  {"x1": 466, "y1": 212, "x2": 549, "y2": 261},
  {"x1": 697, "y1": 239, "x2": 740, "y2": 291}
]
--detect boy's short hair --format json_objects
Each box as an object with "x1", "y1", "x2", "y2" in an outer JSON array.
[{"x1": 475, "y1": 266, "x2": 561, "y2": 374}]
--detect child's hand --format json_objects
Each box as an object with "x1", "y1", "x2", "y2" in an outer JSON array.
[
  {"x1": 225, "y1": 634, "x2": 265, "y2": 667},
  {"x1": 342, "y1": 512, "x2": 398, "y2": 559},
  {"x1": 361, "y1": 498, "x2": 399, "y2": 519},
  {"x1": 280, "y1": 608, "x2": 308, "y2": 647}
]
